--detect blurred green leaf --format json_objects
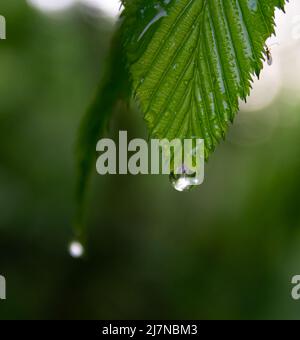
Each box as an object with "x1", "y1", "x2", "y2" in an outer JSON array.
[{"x1": 75, "y1": 27, "x2": 129, "y2": 231}]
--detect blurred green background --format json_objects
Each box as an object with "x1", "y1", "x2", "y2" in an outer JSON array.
[{"x1": 1, "y1": 0, "x2": 300, "y2": 320}]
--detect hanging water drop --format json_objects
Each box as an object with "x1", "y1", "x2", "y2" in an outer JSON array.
[
  {"x1": 169, "y1": 165, "x2": 201, "y2": 192},
  {"x1": 68, "y1": 240, "x2": 84, "y2": 258},
  {"x1": 169, "y1": 172, "x2": 194, "y2": 192}
]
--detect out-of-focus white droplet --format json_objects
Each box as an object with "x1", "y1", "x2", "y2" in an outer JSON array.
[
  {"x1": 69, "y1": 241, "x2": 84, "y2": 258},
  {"x1": 83, "y1": 0, "x2": 123, "y2": 18},
  {"x1": 27, "y1": 0, "x2": 74, "y2": 12},
  {"x1": 27, "y1": 0, "x2": 123, "y2": 18}
]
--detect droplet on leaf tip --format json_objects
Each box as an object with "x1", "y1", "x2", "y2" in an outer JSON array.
[
  {"x1": 169, "y1": 173, "x2": 193, "y2": 192},
  {"x1": 169, "y1": 165, "x2": 198, "y2": 192}
]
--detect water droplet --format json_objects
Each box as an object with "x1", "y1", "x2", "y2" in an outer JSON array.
[
  {"x1": 170, "y1": 173, "x2": 193, "y2": 192},
  {"x1": 169, "y1": 165, "x2": 201, "y2": 192},
  {"x1": 68, "y1": 240, "x2": 84, "y2": 258}
]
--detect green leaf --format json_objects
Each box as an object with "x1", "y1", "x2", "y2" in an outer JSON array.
[
  {"x1": 75, "y1": 27, "x2": 129, "y2": 231},
  {"x1": 123, "y1": 0, "x2": 286, "y2": 157},
  {"x1": 75, "y1": 0, "x2": 287, "y2": 230}
]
